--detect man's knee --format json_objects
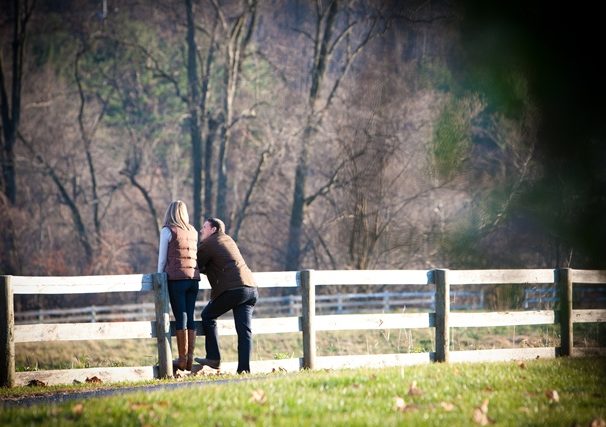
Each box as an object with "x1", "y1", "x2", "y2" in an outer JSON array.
[{"x1": 201, "y1": 316, "x2": 216, "y2": 327}]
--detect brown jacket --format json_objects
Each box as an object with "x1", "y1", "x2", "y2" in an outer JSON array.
[
  {"x1": 197, "y1": 231, "x2": 256, "y2": 300},
  {"x1": 166, "y1": 226, "x2": 200, "y2": 281}
]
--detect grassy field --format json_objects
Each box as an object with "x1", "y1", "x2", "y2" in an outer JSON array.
[{"x1": 1, "y1": 357, "x2": 605, "y2": 426}]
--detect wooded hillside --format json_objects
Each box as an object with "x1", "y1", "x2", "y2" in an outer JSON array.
[{"x1": 1, "y1": 0, "x2": 604, "y2": 290}]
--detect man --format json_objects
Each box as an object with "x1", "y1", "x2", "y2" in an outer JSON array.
[{"x1": 195, "y1": 217, "x2": 258, "y2": 373}]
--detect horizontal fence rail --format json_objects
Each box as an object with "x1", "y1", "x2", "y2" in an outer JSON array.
[
  {"x1": 1, "y1": 268, "x2": 605, "y2": 387},
  {"x1": 14, "y1": 290, "x2": 487, "y2": 324}
]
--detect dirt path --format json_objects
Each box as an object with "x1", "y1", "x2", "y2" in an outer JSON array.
[{"x1": 0, "y1": 377, "x2": 254, "y2": 408}]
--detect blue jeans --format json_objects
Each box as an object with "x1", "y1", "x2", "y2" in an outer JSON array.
[
  {"x1": 201, "y1": 286, "x2": 258, "y2": 373},
  {"x1": 168, "y1": 279, "x2": 199, "y2": 330}
]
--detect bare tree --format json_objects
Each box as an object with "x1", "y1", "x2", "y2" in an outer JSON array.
[
  {"x1": 0, "y1": 0, "x2": 35, "y2": 274},
  {"x1": 285, "y1": 0, "x2": 389, "y2": 269}
]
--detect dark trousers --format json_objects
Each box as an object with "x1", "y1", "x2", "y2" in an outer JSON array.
[
  {"x1": 168, "y1": 279, "x2": 199, "y2": 330},
  {"x1": 201, "y1": 286, "x2": 258, "y2": 373}
]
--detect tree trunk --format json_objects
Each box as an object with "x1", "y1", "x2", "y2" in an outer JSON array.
[
  {"x1": 215, "y1": 0, "x2": 256, "y2": 224},
  {"x1": 284, "y1": 0, "x2": 338, "y2": 270},
  {"x1": 185, "y1": 0, "x2": 203, "y2": 229},
  {"x1": 0, "y1": 0, "x2": 33, "y2": 274},
  {"x1": 0, "y1": 0, "x2": 32, "y2": 205}
]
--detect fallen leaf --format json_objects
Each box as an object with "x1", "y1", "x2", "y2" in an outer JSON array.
[
  {"x1": 85, "y1": 376, "x2": 102, "y2": 383},
  {"x1": 473, "y1": 408, "x2": 495, "y2": 425},
  {"x1": 545, "y1": 389, "x2": 559, "y2": 403},
  {"x1": 590, "y1": 418, "x2": 606, "y2": 427},
  {"x1": 408, "y1": 380, "x2": 423, "y2": 396},
  {"x1": 440, "y1": 401, "x2": 455, "y2": 411},
  {"x1": 472, "y1": 399, "x2": 495, "y2": 425},
  {"x1": 71, "y1": 403, "x2": 84, "y2": 416},
  {"x1": 250, "y1": 389, "x2": 267, "y2": 405},
  {"x1": 27, "y1": 379, "x2": 46, "y2": 387},
  {"x1": 394, "y1": 396, "x2": 407, "y2": 412},
  {"x1": 480, "y1": 399, "x2": 489, "y2": 414}
]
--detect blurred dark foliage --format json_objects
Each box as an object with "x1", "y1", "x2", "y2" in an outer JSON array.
[{"x1": 458, "y1": 0, "x2": 606, "y2": 267}]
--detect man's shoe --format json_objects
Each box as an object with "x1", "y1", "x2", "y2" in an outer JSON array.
[{"x1": 194, "y1": 357, "x2": 221, "y2": 369}]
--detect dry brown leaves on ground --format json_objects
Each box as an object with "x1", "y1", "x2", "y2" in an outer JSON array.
[
  {"x1": 71, "y1": 403, "x2": 84, "y2": 416},
  {"x1": 472, "y1": 399, "x2": 495, "y2": 425},
  {"x1": 407, "y1": 380, "x2": 423, "y2": 396},
  {"x1": 393, "y1": 396, "x2": 417, "y2": 413},
  {"x1": 545, "y1": 389, "x2": 559, "y2": 403},
  {"x1": 250, "y1": 389, "x2": 267, "y2": 405}
]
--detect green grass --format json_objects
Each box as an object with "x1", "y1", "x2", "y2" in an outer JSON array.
[{"x1": 1, "y1": 358, "x2": 605, "y2": 426}]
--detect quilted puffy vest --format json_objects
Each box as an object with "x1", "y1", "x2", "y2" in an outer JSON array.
[{"x1": 165, "y1": 226, "x2": 200, "y2": 280}]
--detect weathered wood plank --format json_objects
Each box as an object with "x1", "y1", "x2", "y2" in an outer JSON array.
[
  {"x1": 252, "y1": 317, "x2": 300, "y2": 334},
  {"x1": 15, "y1": 322, "x2": 157, "y2": 342},
  {"x1": 11, "y1": 271, "x2": 299, "y2": 295},
  {"x1": 14, "y1": 366, "x2": 156, "y2": 387},
  {"x1": 450, "y1": 311, "x2": 555, "y2": 328},
  {"x1": 300, "y1": 270, "x2": 316, "y2": 369},
  {"x1": 571, "y1": 270, "x2": 606, "y2": 284},
  {"x1": 199, "y1": 272, "x2": 298, "y2": 289},
  {"x1": 448, "y1": 269, "x2": 554, "y2": 285},
  {"x1": 313, "y1": 270, "x2": 431, "y2": 286},
  {"x1": 252, "y1": 271, "x2": 299, "y2": 288},
  {"x1": 0, "y1": 276, "x2": 15, "y2": 387},
  {"x1": 434, "y1": 269, "x2": 449, "y2": 362},
  {"x1": 315, "y1": 313, "x2": 433, "y2": 331},
  {"x1": 572, "y1": 309, "x2": 606, "y2": 323},
  {"x1": 449, "y1": 347, "x2": 557, "y2": 363},
  {"x1": 11, "y1": 274, "x2": 155, "y2": 294},
  {"x1": 315, "y1": 353, "x2": 433, "y2": 370},
  {"x1": 153, "y1": 273, "x2": 172, "y2": 379},
  {"x1": 558, "y1": 268, "x2": 573, "y2": 356}
]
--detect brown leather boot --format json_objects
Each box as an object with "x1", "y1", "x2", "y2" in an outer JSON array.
[
  {"x1": 186, "y1": 329, "x2": 196, "y2": 371},
  {"x1": 173, "y1": 329, "x2": 187, "y2": 371}
]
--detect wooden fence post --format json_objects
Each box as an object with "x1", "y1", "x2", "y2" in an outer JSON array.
[
  {"x1": 0, "y1": 276, "x2": 15, "y2": 387},
  {"x1": 434, "y1": 269, "x2": 450, "y2": 363},
  {"x1": 154, "y1": 273, "x2": 173, "y2": 378},
  {"x1": 557, "y1": 268, "x2": 573, "y2": 356},
  {"x1": 300, "y1": 270, "x2": 316, "y2": 369}
]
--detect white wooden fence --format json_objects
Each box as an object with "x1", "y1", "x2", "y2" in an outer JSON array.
[
  {"x1": 13, "y1": 290, "x2": 485, "y2": 323},
  {"x1": 1, "y1": 268, "x2": 605, "y2": 387}
]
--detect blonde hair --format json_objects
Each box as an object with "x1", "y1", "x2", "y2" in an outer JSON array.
[{"x1": 162, "y1": 200, "x2": 192, "y2": 230}]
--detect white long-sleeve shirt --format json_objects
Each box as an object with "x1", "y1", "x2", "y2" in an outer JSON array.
[{"x1": 157, "y1": 227, "x2": 173, "y2": 273}]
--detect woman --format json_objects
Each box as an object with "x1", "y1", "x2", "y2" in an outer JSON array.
[
  {"x1": 195, "y1": 217, "x2": 258, "y2": 374},
  {"x1": 157, "y1": 200, "x2": 200, "y2": 371}
]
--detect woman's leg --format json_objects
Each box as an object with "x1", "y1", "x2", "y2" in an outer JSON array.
[
  {"x1": 168, "y1": 280, "x2": 188, "y2": 330},
  {"x1": 168, "y1": 280, "x2": 189, "y2": 370},
  {"x1": 185, "y1": 280, "x2": 199, "y2": 370}
]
